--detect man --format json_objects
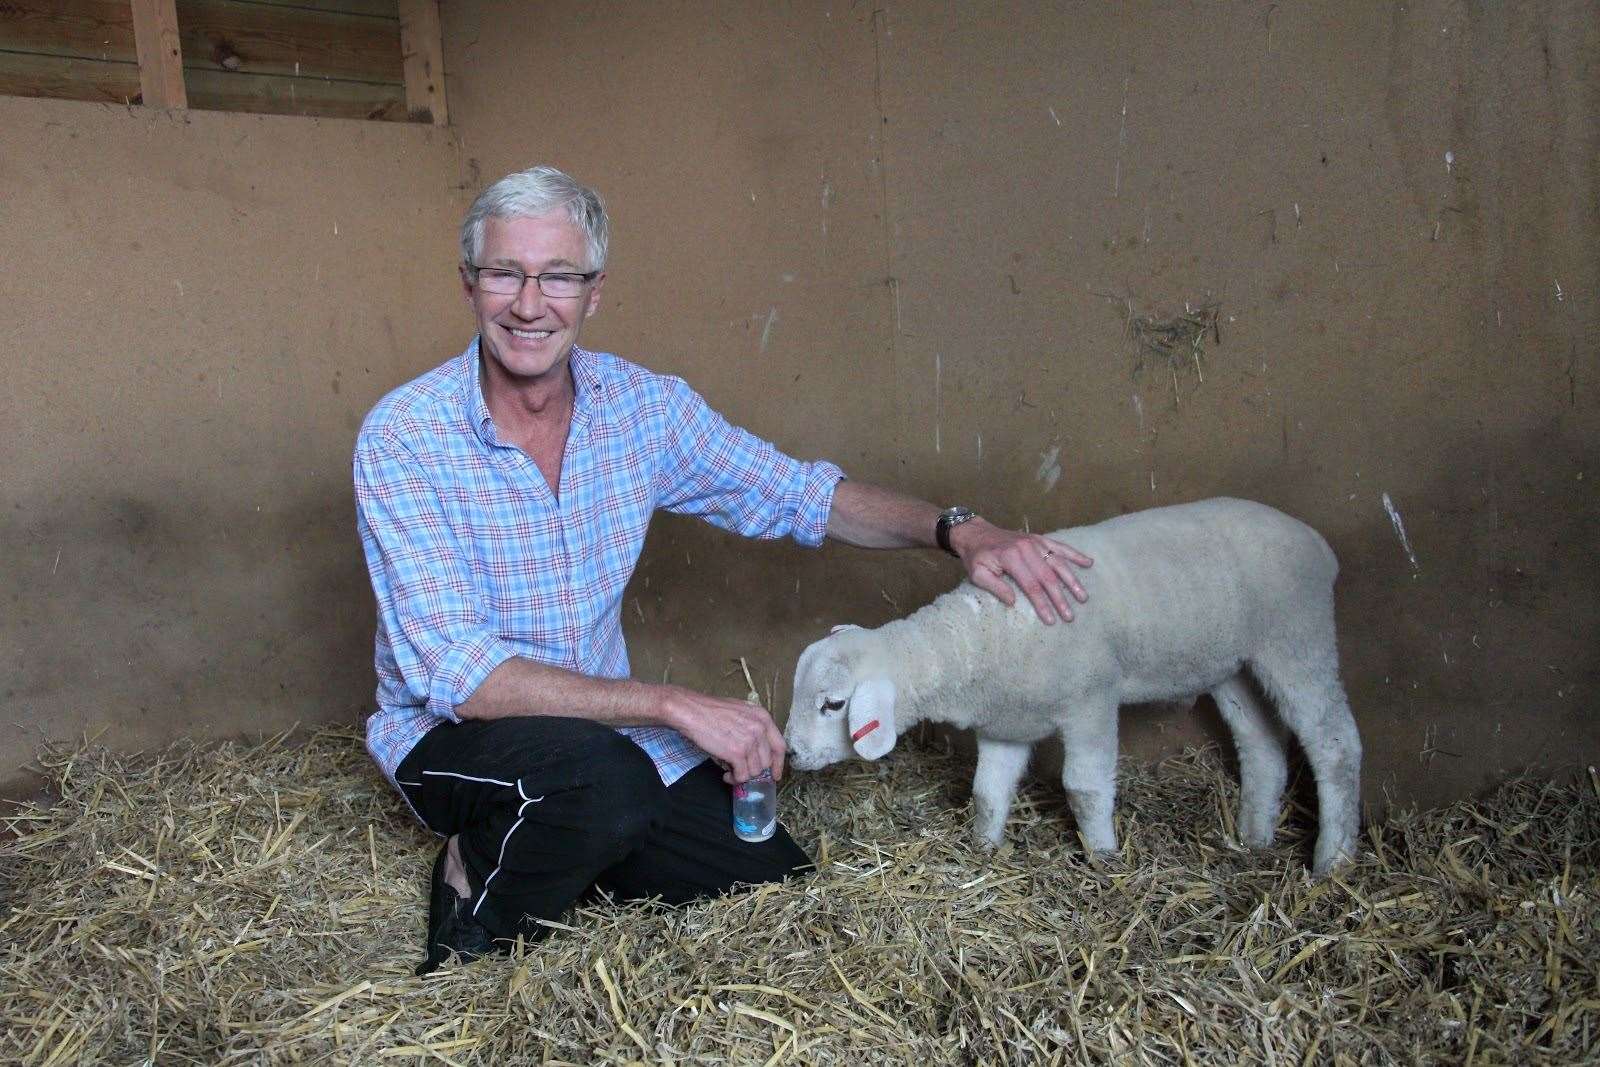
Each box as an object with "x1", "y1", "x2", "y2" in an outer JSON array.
[{"x1": 353, "y1": 165, "x2": 1092, "y2": 975}]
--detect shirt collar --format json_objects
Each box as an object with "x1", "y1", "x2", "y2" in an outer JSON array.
[{"x1": 464, "y1": 338, "x2": 602, "y2": 446}]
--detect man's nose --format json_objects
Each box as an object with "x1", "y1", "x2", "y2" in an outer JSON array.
[{"x1": 510, "y1": 277, "x2": 546, "y2": 317}]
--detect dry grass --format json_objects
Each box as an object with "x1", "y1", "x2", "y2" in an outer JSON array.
[
  {"x1": 2, "y1": 726, "x2": 1597, "y2": 1065},
  {"x1": 1123, "y1": 299, "x2": 1222, "y2": 405}
]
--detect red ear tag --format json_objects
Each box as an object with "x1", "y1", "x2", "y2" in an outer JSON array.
[{"x1": 850, "y1": 719, "x2": 880, "y2": 743}]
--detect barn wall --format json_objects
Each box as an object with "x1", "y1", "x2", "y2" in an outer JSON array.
[
  {"x1": 0, "y1": 97, "x2": 465, "y2": 797},
  {"x1": 859, "y1": 0, "x2": 1599, "y2": 813},
  {"x1": 5, "y1": 1, "x2": 1594, "y2": 819},
  {"x1": 441, "y1": 0, "x2": 1597, "y2": 814}
]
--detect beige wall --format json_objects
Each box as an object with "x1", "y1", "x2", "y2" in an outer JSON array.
[
  {"x1": 859, "y1": 1, "x2": 1599, "y2": 812},
  {"x1": 442, "y1": 0, "x2": 1598, "y2": 814},
  {"x1": 4, "y1": 2, "x2": 1595, "y2": 817},
  {"x1": 0, "y1": 97, "x2": 466, "y2": 796}
]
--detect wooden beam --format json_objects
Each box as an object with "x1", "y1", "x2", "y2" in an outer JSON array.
[
  {"x1": 0, "y1": 0, "x2": 138, "y2": 63},
  {"x1": 226, "y1": 0, "x2": 398, "y2": 15},
  {"x1": 184, "y1": 66, "x2": 405, "y2": 121},
  {"x1": 130, "y1": 0, "x2": 185, "y2": 108},
  {"x1": 177, "y1": 0, "x2": 402, "y2": 84},
  {"x1": 397, "y1": 0, "x2": 445, "y2": 125},
  {"x1": 0, "y1": 50, "x2": 140, "y2": 105}
]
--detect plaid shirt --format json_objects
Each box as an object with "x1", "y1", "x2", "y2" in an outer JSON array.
[{"x1": 354, "y1": 339, "x2": 843, "y2": 794}]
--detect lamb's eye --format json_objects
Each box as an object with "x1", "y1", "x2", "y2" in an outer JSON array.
[{"x1": 820, "y1": 698, "x2": 846, "y2": 714}]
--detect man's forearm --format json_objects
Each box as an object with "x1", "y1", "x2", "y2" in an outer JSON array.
[
  {"x1": 825, "y1": 479, "x2": 990, "y2": 556},
  {"x1": 454, "y1": 657, "x2": 791, "y2": 783},
  {"x1": 456, "y1": 658, "x2": 671, "y2": 725},
  {"x1": 824, "y1": 480, "x2": 942, "y2": 549}
]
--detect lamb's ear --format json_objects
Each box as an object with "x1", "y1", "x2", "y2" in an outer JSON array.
[
  {"x1": 830, "y1": 624, "x2": 862, "y2": 636},
  {"x1": 847, "y1": 677, "x2": 897, "y2": 760}
]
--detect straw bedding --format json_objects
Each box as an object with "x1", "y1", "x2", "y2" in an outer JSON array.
[{"x1": 2, "y1": 726, "x2": 1596, "y2": 1065}]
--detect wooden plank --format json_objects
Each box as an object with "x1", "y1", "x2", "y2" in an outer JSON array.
[
  {"x1": 228, "y1": 0, "x2": 398, "y2": 17},
  {"x1": 0, "y1": 0, "x2": 136, "y2": 63},
  {"x1": 396, "y1": 0, "x2": 444, "y2": 124},
  {"x1": 184, "y1": 65, "x2": 405, "y2": 120},
  {"x1": 131, "y1": 0, "x2": 186, "y2": 107},
  {"x1": 175, "y1": 0, "x2": 402, "y2": 83},
  {"x1": 0, "y1": 49, "x2": 141, "y2": 104}
]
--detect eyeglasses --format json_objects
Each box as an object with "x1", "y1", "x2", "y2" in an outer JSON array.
[{"x1": 469, "y1": 265, "x2": 599, "y2": 299}]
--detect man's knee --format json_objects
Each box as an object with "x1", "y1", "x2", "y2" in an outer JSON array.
[{"x1": 562, "y1": 729, "x2": 668, "y2": 861}]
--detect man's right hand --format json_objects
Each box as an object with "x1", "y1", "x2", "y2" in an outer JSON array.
[{"x1": 657, "y1": 685, "x2": 787, "y2": 785}]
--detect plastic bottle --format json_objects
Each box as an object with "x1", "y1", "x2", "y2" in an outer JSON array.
[{"x1": 731, "y1": 769, "x2": 777, "y2": 842}]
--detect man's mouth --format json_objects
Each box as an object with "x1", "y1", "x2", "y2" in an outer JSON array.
[{"x1": 506, "y1": 326, "x2": 553, "y2": 342}]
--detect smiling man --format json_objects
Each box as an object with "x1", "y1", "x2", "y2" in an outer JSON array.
[{"x1": 353, "y1": 165, "x2": 1092, "y2": 974}]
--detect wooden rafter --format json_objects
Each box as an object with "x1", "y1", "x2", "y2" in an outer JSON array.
[
  {"x1": 397, "y1": 0, "x2": 446, "y2": 125},
  {"x1": 130, "y1": 0, "x2": 185, "y2": 107}
]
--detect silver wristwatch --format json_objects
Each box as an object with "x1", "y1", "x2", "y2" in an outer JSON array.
[{"x1": 935, "y1": 505, "x2": 976, "y2": 556}]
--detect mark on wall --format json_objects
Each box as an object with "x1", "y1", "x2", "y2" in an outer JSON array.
[
  {"x1": 1125, "y1": 299, "x2": 1221, "y2": 407},
  {"x1": 1382, "y1": 492, "x2": 1420, "y2": 570},
  {"x1": 1036, "y1": 446, "x2": 1062, "y2": 493},
  {"x1": 759, "y1": 307, "x2": 778, "y2": 353},
  {"x1": 934, "y1": 352, "x2": 942, "y2": 453},
  {"x1": 1113, "y1": 77, "x2": 1129, "y2": 199}
]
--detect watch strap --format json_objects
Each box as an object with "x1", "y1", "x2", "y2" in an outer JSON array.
[{"x1": 935, "y1": 507, "x2": 975, "y2": 556}]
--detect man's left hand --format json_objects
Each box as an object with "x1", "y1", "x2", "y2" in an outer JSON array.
[{"x1": 947, "y1": 519, "x2": 1092, "y2": 624}]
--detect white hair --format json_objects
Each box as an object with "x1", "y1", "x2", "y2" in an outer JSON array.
[{"x1": 460, "y1": 165, "x2": 609, "y2": 271}]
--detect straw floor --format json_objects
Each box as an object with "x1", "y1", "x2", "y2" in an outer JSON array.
[{"x1": 2, "y1": 726, "x2": 1596, "y2": 1065}]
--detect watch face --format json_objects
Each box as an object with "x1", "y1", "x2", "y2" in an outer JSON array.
[{"x1": 940, "y1": 506, "x2": 973, "y2": 522}]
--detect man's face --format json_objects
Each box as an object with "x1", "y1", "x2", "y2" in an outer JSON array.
[{"x1": 463, "y1": 212, "x2": 605, "y2": 385}]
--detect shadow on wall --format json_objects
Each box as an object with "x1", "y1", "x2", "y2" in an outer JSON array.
[
  {"x1": 6, "y1": 414, "x2": 1589, "y2": 815},
  {"x1": 626, "y1": 412, "x2": 1598, "y2": 820},
  {"x1": 2, "y1": 480, "x2": 376, "y2": 776},
  {"x1": 1327, "y1": 413, "x2": 1598, "y2": 817}
]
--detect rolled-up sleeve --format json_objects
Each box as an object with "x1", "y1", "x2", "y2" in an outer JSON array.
[
  {"x1": 653, "y1": 376, "x2": 844, "y2": 547},
  {"x1": 354, "y1": 430, "x2": 517, "y2": 721}
]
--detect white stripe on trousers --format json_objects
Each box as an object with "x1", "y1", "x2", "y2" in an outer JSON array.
[{"x1": 473, "y1": 778, "x2": 545, "y2": 918}]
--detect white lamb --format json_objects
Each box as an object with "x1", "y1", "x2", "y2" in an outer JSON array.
[{"x1": 784, "y1": 497, "x2": 1362, "y2": 875}]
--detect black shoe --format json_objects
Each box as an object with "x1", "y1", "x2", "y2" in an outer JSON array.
[{"x1": 416, "y1": 844, "x2": 499, "y2": 976}]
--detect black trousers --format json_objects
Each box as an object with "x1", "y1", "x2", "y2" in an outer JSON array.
[{"x1": 394, "y1": 716, "x2": 811, "y2": 944}]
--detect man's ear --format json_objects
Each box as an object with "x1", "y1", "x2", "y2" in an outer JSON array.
[{"x1": 847, "y1": 677, "x2": 897, "y2": 760}]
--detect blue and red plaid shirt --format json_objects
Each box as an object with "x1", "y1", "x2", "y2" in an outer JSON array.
[{"x1": 354, "y1": 339, "x2": 844, "y2": 795}]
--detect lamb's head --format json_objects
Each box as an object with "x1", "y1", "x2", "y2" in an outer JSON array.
[{"x1": 784, "y1": 625, "x2": 898, "y2": 770}]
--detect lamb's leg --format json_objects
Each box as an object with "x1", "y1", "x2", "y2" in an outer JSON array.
[
  {"x1": 1250, "y1": 650, "x2": 1362, "y2": 876},
  {"x1": 1209, "y1": 674, "x2": 1290, "y2": 849},
  {"x1": 971, "y1": 738, "x2": 1032, "y2": 848},
  {"x1": 1058, "y1": 694, "x2": 1120, "y2": 853}
]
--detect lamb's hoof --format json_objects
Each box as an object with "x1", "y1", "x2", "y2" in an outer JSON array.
[
  {"x1": 1311, "y1": 844, "x2": 1356, "y2": 878},
  {"x1": 1075, "y1": 829, "x2": 1118, "y2": 856}
]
